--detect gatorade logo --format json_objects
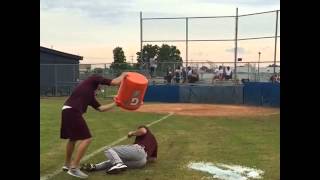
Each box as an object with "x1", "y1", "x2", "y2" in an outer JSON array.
[
  {"x1": 130, "y1": 98, "x2": 139, "y2": 105},
  {"x1": 129, "y1": 90, "x2": 140, "y2": 106}
]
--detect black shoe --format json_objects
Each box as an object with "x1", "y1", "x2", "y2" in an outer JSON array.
[
  {"x1": 80, "y1": 163, "x2": 96, "y2": 172},
  {"x1": 106, "y1": 163, "x2": 127, "y2": 174}
]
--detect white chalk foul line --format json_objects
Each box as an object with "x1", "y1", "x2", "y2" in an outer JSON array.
[{"x1": 40, "y1": 112, "x2": 174, "y2": 180}]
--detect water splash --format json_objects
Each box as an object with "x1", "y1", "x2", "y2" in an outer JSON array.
[{"x1": 188, "y1": 162, "x2": 264, "y2": 180}]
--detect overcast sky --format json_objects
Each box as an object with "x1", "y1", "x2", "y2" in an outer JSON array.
[{"x1": 40, "y1": 0, "x2": 280, "y2": 64}]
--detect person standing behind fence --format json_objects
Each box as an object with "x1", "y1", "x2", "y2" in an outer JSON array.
[
  {"x1": 165, "y1": 67, "x2": 173, "y2": 84},
  {"x1": 187, "y1": 67, "x2": 199, "y2": 83},
  {"x1": 218, "y1": 66, "x2": 224, "y2": 80},
  {"x1": 149, "y1": 56, "x2": 157, "y2": 78},
  {"x1": 199, "y1": 67, "x2": 205, "y2": 81},
  {"x1": 222, "y1": 66, "x2": 227, "y2": 80},
  {"x1": 174, "y1": 66, "x2": 181, "y2": 83},
  {"x1": 60, "y1": 73, "x2": 128, "y2": 179},
  {"x1": 187, "y1": 66, "x2": 192, "y2": 80},
  {"x1": 225, "y1": 66, "x2": 232, "y2": 80},
  {"x1": 182, "y1": 67, "x2": 187, "y2": 83}
]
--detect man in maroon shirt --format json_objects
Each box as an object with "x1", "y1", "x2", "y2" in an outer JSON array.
[
  {"x1": 81, "y1": 125, "x2": 158, "y2": 174},
  {"x1": 60, "y1": 72, "x2": 128, "y2": 178}
]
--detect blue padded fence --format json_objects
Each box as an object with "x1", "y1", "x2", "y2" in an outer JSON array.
[
  {"x1": 144, "y1": 83, "x2": 279, "y2": 107},
  {"x1": 179, "y1": 85, "x2": 243, "y2": 104},
  {"x1": 144, "y1": 85, "x2": 180, "y2": 103},
  {"x1": 243, "y1": 82, "x2": 280, "y2": 107}
]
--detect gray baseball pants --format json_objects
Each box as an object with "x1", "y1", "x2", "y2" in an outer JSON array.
[{"x1": 95, "y1": 144, "x2": 147, "y2": 170}]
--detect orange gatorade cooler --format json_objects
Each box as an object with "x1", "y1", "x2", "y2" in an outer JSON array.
[{"x1": 114, "y1": 72, "x2": 148, "y2": 110}]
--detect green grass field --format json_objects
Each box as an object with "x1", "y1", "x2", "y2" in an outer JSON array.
[{"x1": 40, "y1": 97, "x2": 280, "y2": 180}]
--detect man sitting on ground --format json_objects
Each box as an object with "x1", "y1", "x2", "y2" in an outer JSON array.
[{"x1": 81, "y1": 125, "x2": 158, "y2": 174}]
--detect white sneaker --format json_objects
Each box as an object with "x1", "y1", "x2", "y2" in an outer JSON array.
[
  {"x1": 107, "y1": 163, "x2": 127, "y2": 174},
  {"x1": 67, "y1": 168, "x2": 88, "y2": 179}
]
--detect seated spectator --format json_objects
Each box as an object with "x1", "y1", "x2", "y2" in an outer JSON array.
[
  {"x1": 187, "y1": 67, "x2": 199, "y2": 83},
  {"x1": 212, "y1": 67, "x2": 220, "y2": 83},
  {"x1": 218, "y1": 66, "x2": 224, "y2": 80},
  {"x1": 275, "y1": 74, "x2": 280, "y2": 83},
  {"x1": 164, "y1": 67, "x2": 173, "y2": 84},
  {"x1": 225, "y1": 66, "x2": 232, "y2": 80},
  {"x1": 270, "y1": 74, "x2": 277, "y2": 83},
  {"x1": 199, "y1": 67, "x2": 205, "y2": 81}
]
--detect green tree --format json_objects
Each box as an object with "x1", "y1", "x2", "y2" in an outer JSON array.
[
  {"x1": 136, "y1": 44, "x2": 183, "y2": 74},
  {"x1": 136, "y1": 44, "x2": 159, "y2": 69},
  {"x1": 110, "y1": 47, "x2": 130, "y2": 71},
  {"x1": 157, "y1": 44, "x2": 183, "y2": 73}
]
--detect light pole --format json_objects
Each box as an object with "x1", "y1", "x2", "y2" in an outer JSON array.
[
  {"x1": 258, "y1": 52, "x2": 261, "y2": 81},
  {"x1": 130, "y1": 55, "x2": 134, "y2": 64}
]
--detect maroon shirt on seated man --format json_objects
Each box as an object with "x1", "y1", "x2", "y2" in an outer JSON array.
[
  {"x1": 60, "y1": 72, "x2": 128, "y2": 179},
  {"x1": 134, "y1": 125, "x2": 158, "y2": 161}
]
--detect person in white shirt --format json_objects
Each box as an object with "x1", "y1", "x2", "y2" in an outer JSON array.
[
  {"x1": 149, "y1": 57, "x2": 157, "y2": 77},
  {"x1": 214, "y1": 68, "x2": 219, "y2": 76},
  {"x1": 187, "y1": 67, "x2": 199, "y2": 83},
  {"x1": 212, "y1": 66, "x2": 221, "y2": 83},
  {"x1": 165, "y1": 67, "x2": 173, "y2": 84},
  {"x1": 174, "y1": 66, "x2": 182, "y2": 83},
  {"x1": 218, "y1": 66, "x2": 224, "y2": 80},
  {"x1": 199, "y1": 67, "x2": 205, "y2": 80},
  {"x1": 187, "y1": 67, "x2": 193, "y2": 77},
  {"x1": 225, "y1": 66, "x2": 232, "y2": 80}
]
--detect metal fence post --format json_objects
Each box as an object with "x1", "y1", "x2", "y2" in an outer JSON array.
[
  {"x1": 140, "y1": 12, "x2": 143, "y2": 65},
  {"x1": 274, "y1": 10, "x2": 279, "y2": 74},
  {"x1": 104, "y1": 63, "x2": 107, "y2": 98},
  {"x1": 186, "y1": 17, "x2": 189, "y2": 67},
  {"x1": 234, "y1": 8, "x2": 239, "y2": 81},
  {"x1": 54, "y1": 64, "x2": 57, "y2": 96},
  {"x1": 247, "y1": 63, "x2": 250, "y2": 79}
]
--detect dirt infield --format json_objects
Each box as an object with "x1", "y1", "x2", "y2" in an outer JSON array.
[{"x1": 135, "y1": 103, "x2": 279, "y2": 117}]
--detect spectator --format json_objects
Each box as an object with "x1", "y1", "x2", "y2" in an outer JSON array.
[
  {"x1": 182, "y1": 67, "x2": 187, "y2": 83},
  {"x1": 187, "y1": 66, "x2": 192, "y2": 83},
  {"x1": 218, "y1": 66, "x2": 224, "y2": 80},
  {"x1": 212, "y1": 67, "x2": 220, "y2": 83},
  {"x1": 174, "y1": 66, "x2": 181, "y2": 83},
  {"x1": 275, "y1": 74, "x2": 280, "y2": 83},
  {"x1": 192, "y1": 69, "x2": 200, "y2": 82},
  {"x1": 222, "y1": 66, "x2": 226, "y2": 80},
  {"x1": 199, "y1": 67, "x2": 205, "y2": 81},
  {"x1": 270, "y1": 74, "x2": 280, "y2": 83},
  {"x1": 187, "y1": 66, "x2": 192, "y2": 77},
  {"x1": 187, "y1": 67, "x2": 199, "y2": 83},
  {"x1": 149, "y1": 56, "x2": 157, "y2": 77},
  {"x1": 225, "y1": 66, "x2": 233, "y2": 80},
  {"x1": 164, "y1": 67, "x2": 173, "y2": 84}
]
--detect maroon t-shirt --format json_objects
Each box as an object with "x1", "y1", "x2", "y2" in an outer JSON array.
[
  {"x1": 134, "y1": 126, "x2": 158, "y2": 158},
  {"x1": 64, "y1": 75, "x2": 112, "y2": 114}
]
